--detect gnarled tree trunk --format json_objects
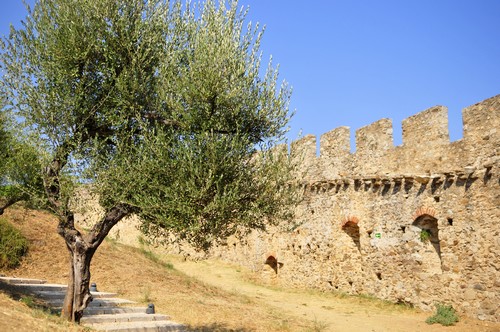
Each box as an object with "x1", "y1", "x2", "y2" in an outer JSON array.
[
  {"x1": 43, "y1": 147, "x2": 133, "y2": 323},
  {"x1": 57, "y1": 206, "x2": 131, "y2": 323},
  {"x1": 60, "y1": 237, "x2": 95, "y2": 322},
  {"x1": 0, "y1": 196, "x2": 24, "y2": 215}
]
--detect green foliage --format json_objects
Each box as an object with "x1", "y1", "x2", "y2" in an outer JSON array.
[
  {"x1": 0, "y1": 109, "x2": 12, "y2": 185},
  {"x1": 1, "y1": 0, "x2": 296, "y2": 250},
  {"x1": 420, "y1": 229, "x2": 431, "y2": 243},
  {"x1": 0, "y1": 186, "x2": 14, "y2": 198},
  {"x1": 20, "y1": 295, "x2": 36, "y2": 308},
  {"x1": 0, "y1": 218, "x2": 29, "y2": 269},
  {"x1": 425, "y1": 304, "x2": 459, "y2": 326},
  {"x1": 0, "y1": 102, "x2": 46, "y2": 211}
]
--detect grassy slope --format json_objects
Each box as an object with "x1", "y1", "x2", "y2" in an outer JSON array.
[
  {"x1": 0, "y1": 207, "x2": 308, "y2": 331},
  {"x1": 0, "y1": 292, "x2": 86, "y2": 332},
  {"x1": 0, "y1": 217, "x2": 85, "y2": 332}
]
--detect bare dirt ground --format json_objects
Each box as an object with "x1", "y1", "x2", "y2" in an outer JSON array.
[
  {"x1": 1, "y1": 207, "x2": 499, "y2": 332},
  {"x1": 167, "y1": 255, "x2": 500, "y2": 332}
]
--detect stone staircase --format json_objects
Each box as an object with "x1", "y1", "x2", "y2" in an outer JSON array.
[{"x1": 0, "y1": 276, "x2": 185, "y2": 331}]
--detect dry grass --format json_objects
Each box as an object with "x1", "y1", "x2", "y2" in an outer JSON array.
[
  {"x1": 0, "y1": 207, "x2": 308, "y2": 331},
  {"x1": 0, "y1": 290, "x2": 86, "y2": 332}
]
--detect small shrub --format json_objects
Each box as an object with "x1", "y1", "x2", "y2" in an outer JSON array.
[
  {"x1": 0, "y1": 218, "x2": 29, "y2": 268},
  {"x1": 307, "y1": 317, "x2": 329, "y2": 332},
  {"x1": 426, "y1": 304, "x2": 459, "y2": 326},
  {"x1": 420, "y1": 229, "x2": 431, "y2": 243},
  {"x1": 20, "y1": 295, "x2": 35, "y2": 308}
]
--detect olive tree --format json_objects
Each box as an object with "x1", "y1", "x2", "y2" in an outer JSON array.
[
  {"x1": 1, "y1": 0, "x2": 295, "y2": 322},
  {"x1": 0, "y1": 107, "x2": 16, "y2": 212},
  {"x1": 0, "y1": 100, "x2": 10, "y2": 198},
  {"x1": 0, "y1": 99, "x2": 44, "y2": 214}
]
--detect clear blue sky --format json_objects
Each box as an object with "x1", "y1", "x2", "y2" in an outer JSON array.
[{"x1": 2, "y1": 1, "x2": 499, "y2": 149}]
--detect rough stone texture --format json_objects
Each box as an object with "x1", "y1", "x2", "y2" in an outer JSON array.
[
  {"x1": 319, "y1": 126, "x2": 351, "y2": 179},
  {"x1": 74, "y1": 95, "x2": 500, "y2": 322},
  {"x1": 209, "y1": 94, "x2": 500, "y2": 323},
  {"x1": 71, "y1": 190, "x2": 143, "y2": 248}
]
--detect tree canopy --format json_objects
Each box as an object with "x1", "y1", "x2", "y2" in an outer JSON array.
[
  {"x1": 0, "y1": 98, "x2": 44, "y2": 214},
  {"x1": 1, "y1": 0, "x2": 297, "y2": 321},
  {"x1": 1, "y1": 0, "x2": 295, "y2": 245}
]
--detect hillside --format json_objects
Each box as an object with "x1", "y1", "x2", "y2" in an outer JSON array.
[
  {"x1": 1, "y1": 206, "x2": 499, "y2": 332},
  {"x1": 0, "y1": 291, "x2": 86, "y2": 332}
]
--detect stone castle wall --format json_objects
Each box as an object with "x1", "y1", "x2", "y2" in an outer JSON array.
[
  {"x1": 75, "y1": 94, "x2": 500, "y2": 322},
  {"x1": 209, "y1": 95, "x2": 500, "y2": 322}
]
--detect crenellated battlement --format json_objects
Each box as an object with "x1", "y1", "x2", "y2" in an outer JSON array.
[
  {"x1": 291, "y1": 94, "x2": 500, "y2": 181},
  {"x1": 230, "y1": 94, "x2": 500, "y2": 323}
]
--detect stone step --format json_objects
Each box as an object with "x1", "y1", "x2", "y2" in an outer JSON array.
[
  {"x1": 33, "y1": 290, "x2": 119, "y2": 299},
  {"x1": 0, "y1": 277, "x2": 47, "y2": 285},
  {"x1": 90, "y1": 299, "x2": 136, "y2": 307},
  {"x1": 1, "y1": 276, "x2": 184, "y2": 330},
  {"x1": 86, "y1": 321, "x2": 186, "y2": 332},
  {"x1": 32, "y1": 290, "x2": 65, "y2": 299},
  {"x1": 81, "y1": 313, "x2": 171, "y2": 324},
  {"x1": 84, "y1": 306, "x2": 149, "y2": 315},
  {"x1": 92, "y1": 291, "x2": 120, "y2": 299},
  {"x1": 17, "y1": 283, "x2": 67, "y2": 292},
  {"x1": 46, "y1": 298, "x2": 136, "y2": 308}
]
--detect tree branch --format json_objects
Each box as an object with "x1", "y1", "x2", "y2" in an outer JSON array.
[
  {"x1": 44, "y1": 145, "x2": 70, "y2": 210},
  {"x1": 143, "y1": 112, "x2": 184, "y2": 129},
  {"x1": 57, "y1": 211, "x2": 82, "y2": 245},
  {"x1": 0, "y1": 197, "x2": 22, "y2": 215},
  {"x1": 86, "y1": 203, "x2": 133, "y2": 249}
]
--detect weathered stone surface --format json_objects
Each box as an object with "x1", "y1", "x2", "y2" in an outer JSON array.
[
  {"x1": 207, "y1": 95, "x2": 500, "y2": 323},
  {"x1": 74, "y1": 95, "x2": 500, "y2": 323}
]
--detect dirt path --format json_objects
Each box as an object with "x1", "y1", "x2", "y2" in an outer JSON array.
[{"x1": 168, "y1": 255, "x2": 499, "y2": 332}]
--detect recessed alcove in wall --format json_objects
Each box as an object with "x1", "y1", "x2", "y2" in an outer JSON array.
[
  {"x1": 265, "y1": 255, "x2": 283, "y2": 274},
  {"x1": 342, "y1": 220, "x2": 361, "y2": 251},
  {"x1": 412, "y1": 214, "x2": 442, "y2": 273}
]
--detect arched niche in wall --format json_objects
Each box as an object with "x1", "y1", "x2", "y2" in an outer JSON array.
[
  {"x1": 341, "y1": 217, "x2": 361, "y2": 251},
  {"x1": 412, "y1": 213, "x2": 442, "y2": 273},
  {"x1": 264, "y1": 255, "x2": 283, "y2": 274}
]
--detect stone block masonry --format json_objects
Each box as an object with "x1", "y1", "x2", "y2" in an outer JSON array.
[
  {"x1": 209, "y1": 94, "x2": 500, "y2": 322},
  {"x1": 74, "y1": 94, "x2": 500, "y2": 322}
]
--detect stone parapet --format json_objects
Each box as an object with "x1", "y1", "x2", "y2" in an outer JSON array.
[{"x1": 294, "y1": 94, "x2": 499, "y2": 178}]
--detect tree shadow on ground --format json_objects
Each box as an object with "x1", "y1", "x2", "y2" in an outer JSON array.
[
  {"x1": 0, "y1": 279, "x2": 34, "y2": 300},
  {"x1": 0, "y1": 280, "x2": 60, "y2": 314},
  {"x1": 187, "y1": 323, "x2": 252, "y2": 332}
]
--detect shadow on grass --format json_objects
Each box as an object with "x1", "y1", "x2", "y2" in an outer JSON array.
[
  {"x1": 187, "y1": 323, "x2": 253, "y2": 332},
  {"x1": 0, "y1": 279, "x2": 60, "y2": 314},
  {"x1": 0, "y1": 279, "x2": 34, "y2": 300}
]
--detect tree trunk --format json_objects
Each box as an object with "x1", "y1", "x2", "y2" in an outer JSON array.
[
  {"x1": 60, "y1": 240, "x2": 95, "y2": 322},
  {"x1": 58, "y1": 205, "x2": 131, "y2": 323},
  {"x1": 42, "y1": 145, "x2": 133, "y2": 323}
]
